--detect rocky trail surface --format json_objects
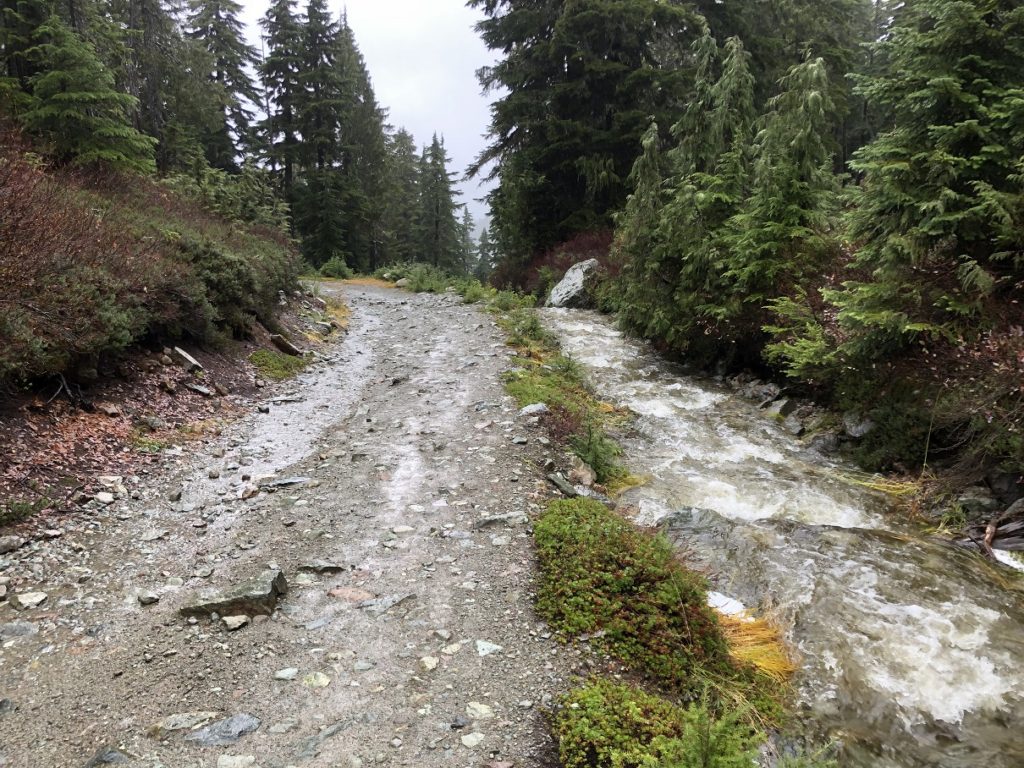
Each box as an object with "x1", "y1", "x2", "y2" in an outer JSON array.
[{"x1": 0, "y1": 284, "x2": 577, "y2": 768}]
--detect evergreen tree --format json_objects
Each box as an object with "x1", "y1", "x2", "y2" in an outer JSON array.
[
  {"x1": 474, "y1": 226, "x2": 496, "y2": 281},
  {"x1": 335, "y1": 14, "x2": 389, "y2": 271},
  {"x1": 418, "y1": 134, "x2": 461, "y2": 270},
  {"x1": 259, "y1": 0, "x2": 303, "y2": 191},
  {"x1": 186, "y1": 0, "x2": 260, "y2": 170},
  {"x1": 0, "y1": 0, "x2": 48, "y2": 103},
  {"x1": 296, "y1": 0, "x2": 344, "y2": 172},
  {"x1": 827, "y1": 0, "x2": 1024, "y2": 361},
  {"x1": 382, "y1": 127, "x2": 421, "y2": 264},
  {"x1": 458, "y1": 206, "x2": 476, "y2": 273},
  {"x1": 21, "y1": 15, "x2": 156, "y2": 172},
  {"x1": 469, "y1": 0, "x2": 699, "y2": 280},
  {"x1": 720, "y1": 55, "x2": 839, "y2": 347}
]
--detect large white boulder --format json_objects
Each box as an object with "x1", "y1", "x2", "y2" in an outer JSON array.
[{"x1": 546, "y1": 259, "x2": 602, "y2": 308}]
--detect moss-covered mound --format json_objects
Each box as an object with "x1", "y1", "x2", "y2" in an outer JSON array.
[{"x1": 535, "y1": 498, "x2": 732, "y2": 691}]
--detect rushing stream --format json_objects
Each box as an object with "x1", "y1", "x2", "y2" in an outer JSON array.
[{"x1": 541, "y1": 308, "x2": 1024, "y2": 768}]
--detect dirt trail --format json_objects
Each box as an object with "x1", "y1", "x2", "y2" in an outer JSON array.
[{"x1": 0, "y1": 284, "x2": 577, "y2": 768}]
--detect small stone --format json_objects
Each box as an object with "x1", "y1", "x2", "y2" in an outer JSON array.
[
  {"x1": 434, "y1": 629, "x2": 452, "y2": 641},
  {"x1": 511, "y1": 436, "x2": 529, "y2": 445},
  {"x1": 302, "y1": 672, "x2": 331, "y2": 689},
  {"x1": 441, "y1": 643, "x2": 461, "y2": 656},
  {"x1": 419, "y1": 656, "x2": 439, "y2": 672},
  {"x1": 257, "y1": 404, "x2": 271, "y2": 414},
  {"x1": 11, "y1": 592, "x2": 47, "y2": 610},
  {"x1": 216, "y1": 756, "x2": 256, "y2": 768},
  {"x1": 95, "y1": 492, "x2": 116, "y2": 505},
  {"x1": 466, "y1": 702, "x2": 494, "y2": 720},
  {"x1": 475, "y1": 640, "x2": 503, "y2": 657},
  {"x1": 353, "y1": 660, "x2": 375, "y2": 672},
  {"x1": 461, "y1": 732, "x2": 485, "y2": 749},
  {"x1": 151, "y1": 711, "x2": 220, "y2": 736},
  {"x1": 208, "y1": 469, "x2": 221, "y2": 480},
  {"x1": 268, "y1": 720, "x2": 298, "y2": 734},
  {"x1": 222, "y1": 615, "x2": 250, "y2": 631},
  {"x1": 138, "y1": 591, "x2": 160, "y2": 606},
  {"x1": 390, "y1": 738, "x2": 402, "y2": 748},
  {"x1": 328, "y1": 586, "x2": 376, "y2": 602},
  {"x1": 274, "y1": 668, "x2": 299, "y2": 681},
  {"x1": 391, "y1": 525, "x2": 414, "y2": 535},
  {"x1": 517, "y1": 700, "x2": 533, "y2": 709},
  {"x1": 139, "y1": 529, "x2": 168, "y2": 542}
]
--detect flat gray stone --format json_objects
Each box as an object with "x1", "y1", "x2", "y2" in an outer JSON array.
[
  {"x1": 180, "y1": 570, "x2": 287, "y2": 618},
  {"x1": 83, "y1": 747, "x2": 130, "y2": 766},
  {"x1": 357, "y1": 593, "x2": 414, "y2": 617},
  {"x1": 183, "y1": 713, "x2": 260, "y2": 747},
  {"x1": 0, "y1": 536, "x2": 23, "y2": 555}
]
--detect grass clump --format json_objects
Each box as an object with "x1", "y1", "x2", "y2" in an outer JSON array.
[
  {"x1": 535, "y1": 498, "x2": 732, "y2": 690},
  {"x1": 249, "y1": 348, "x2": 308, "y2": 380},
  {"x1": 554, "y1": 679, "x2": 758, "y2": 768}
]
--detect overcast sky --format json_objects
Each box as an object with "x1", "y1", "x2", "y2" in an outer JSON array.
[{"x1": 241, "y1": 0, "x2": 498, "y2": 229}]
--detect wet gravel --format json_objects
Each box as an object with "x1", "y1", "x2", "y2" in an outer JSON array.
[{"x1": 0, "y1": 285, "x2": 580, "y2": 768}]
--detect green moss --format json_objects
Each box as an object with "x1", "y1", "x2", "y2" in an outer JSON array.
[
  {"x1": 249, "y1": 348, "x2": 308, "y2": 380},
  {"x1": 535, "y1": 498, "x2": 732, "y2": 691},
  {"x1": 554, "y1": 680, "x2": 759, "y2": 768}
]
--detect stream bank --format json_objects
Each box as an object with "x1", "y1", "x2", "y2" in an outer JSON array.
[{"x1": 541, "y1": 307, "x2": 1024, "y2": 768}]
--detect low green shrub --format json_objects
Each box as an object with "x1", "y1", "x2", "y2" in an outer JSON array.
[
  {"x1": 319, "y1": 255, "x2": 353, "y2": 279},
  {"x1": 249, "y1": 349, "x2": 307, "y2": 380},
  {"x1": 535, "y1": 498, "x2": 731, "y2": 691},
  {"x1": 554, "y1": 680, "x2": 758, "y2": 768}
]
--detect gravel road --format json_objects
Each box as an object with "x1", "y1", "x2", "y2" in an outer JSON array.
[{"x1": 0, "y1": 284, "x2": 577, "y2": 768}]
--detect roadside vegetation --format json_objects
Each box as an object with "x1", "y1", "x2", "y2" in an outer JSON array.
[{"x1": 0, "y1": 128, "x2": 299, "y2": 387}]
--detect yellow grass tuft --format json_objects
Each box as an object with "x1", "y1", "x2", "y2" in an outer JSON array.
[
  {"x1": 839, "y1": 470, "x2": 922, "y2": 497},
  {"x1": 343, "y1": 276, "x2": 395, "y2": 288},
  {"x1": 718, "y1": 611, "x2": 796, "y2": 684}
]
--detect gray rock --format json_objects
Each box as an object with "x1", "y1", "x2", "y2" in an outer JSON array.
[
  {"x1": 259, "y1": 476, "x2": 311, "y2": 490},
  {"x1": 519, "y1": 403, "x2": 549, "y2": 417},
  {"x1": 293, "y1": 720, "x2": 352, "y2": 760},
  {"x1": 764, "y1": 398, "x2": 798, "y2": 418},
  {"x1": 179, "y1": 569, "x2": 288, "y2": 618},
  {"x1": 0, "y1": 621, "x2": 38, "y2": 639},
  {"x1": 394, "y1": 278, "x2": 410, "y2": 288},
  {"x1": 138, "y1": 591, "x2": 160, "y2": 606},
  {"x1": 298, "y1": 560, "x2": 347, "y2": 574},
  {"x1": 782, "y1": 413, "x2": 806, "y2": 436},
  {"x1": 83, "y1": 747, "x2": 130, "y2": 766},
  {"x1": 185, "y1": 383, "x2": 214, "y2": 397},
  {"x1": 95, "y1": 492, "x2": 116, "y2": 505},
  {"x1": 547, "y1": 259, "x2": 601, "y2": 308},
  {"x1": 216, "y1": 757, "x2": 255, "y2": 768},
  {"x1": 0, "y1": 699, "x2": 15, "y2": 715},
  {"x1": 183, "y1": 713, "x2": 261, "y2": 747},
  {"x1": 473, "y1": 512, "x2": 528, "y2": 529},
  {"x1": 546, "y1": 473, "x2": 578, "y2": 498},
  {"x1": 357, "y1": 593, "x2": 414, "y2": 617},
  {"x1": 172, "y1": 347, "x2": 204, "y2": 372},
  {"x1": 10, "y1": 591, "x2": 47, "y2": 610},
  {"x1": 843, "y1": 411, "x2": 876, "y2": 439},
  {"x1": 222, "y1": 615, "x2": 250, "y2": 631},
  {"x1": 0, "y1": 536, "x2": 23, "y2": 555}
]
